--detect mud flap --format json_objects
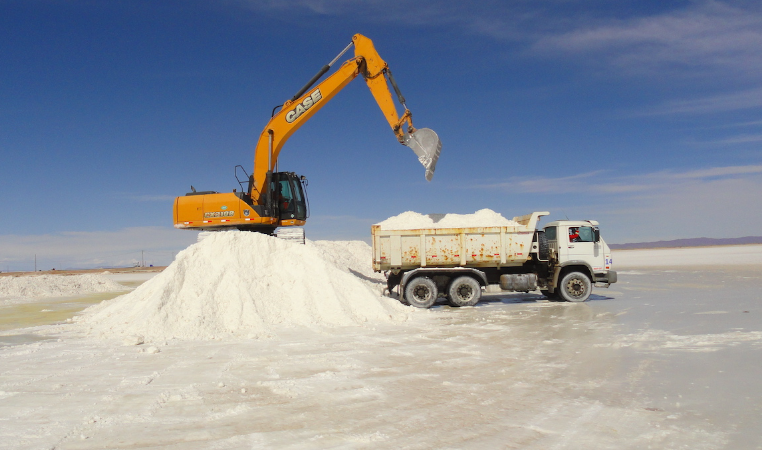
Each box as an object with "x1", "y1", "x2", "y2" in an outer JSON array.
[{"x1": 404, "y1": 128, "x2": 441, "y2": 181}]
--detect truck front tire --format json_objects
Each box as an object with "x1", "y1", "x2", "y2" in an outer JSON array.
[
  {"x1": 557, "y1": 272, "x2": 592, "y2": 302},
  {"x1": 404, "y1": 276, "x2": 438, "y2": 308},
  {"x1": 447, "y1": 276, "x2": 482, "y2": 307}
]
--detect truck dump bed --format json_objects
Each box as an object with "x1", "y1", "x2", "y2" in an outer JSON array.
[{"x1": 372, "y1": 211, "x2": 548, "y2": 271}]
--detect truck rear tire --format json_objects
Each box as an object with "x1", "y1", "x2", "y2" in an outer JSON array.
[
  {"x1": 447, "y1": 276, "x2": 482, "y2": 307},
  {"x1": 557, "y1": 272, "x2": 592, "y2": 302},
  {"x1": 404, "y1": 276, "x2": 438, "y2": 309}
]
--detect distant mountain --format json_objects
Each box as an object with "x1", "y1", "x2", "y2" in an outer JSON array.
[{"x1": 610, "y1": 236, "x2": 762, "y2": 250}]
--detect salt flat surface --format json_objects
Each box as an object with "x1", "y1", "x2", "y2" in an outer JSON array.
[
  {"x1": 77, "y1": 232, "x2": 409, "y2": 341},
  {"x1": 1, "y1": 245, "x2": 760, "y2": 449},
  {"x1": 376, "y1": 208, "x2": 518, "y2": 230},
  {"x1": 614, "y1": 244, "x2": 762, "y2": 267},
  {"x1": 0, "y1": 274, "x2": 126, "y2": 305},
  {"x1": 102, "y1": 272, "x2": 159, "y2": 284}
]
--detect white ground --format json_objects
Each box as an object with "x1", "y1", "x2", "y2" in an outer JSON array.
[
  {"x1": 0, "y1": 274, "x2": 127, "y2": 306},
  {"x1": 1, "y1": 242, "x2": 761, "y2": 449},
  {"x1": 613, "y1": 244, "x2": 762, "y2": 266}
]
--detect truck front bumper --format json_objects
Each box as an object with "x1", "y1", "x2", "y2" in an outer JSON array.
[{"x1": 594, "y1": 270, "x2": 617, "y2": 287}]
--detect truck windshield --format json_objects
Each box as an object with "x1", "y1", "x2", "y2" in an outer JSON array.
[
  {"x1": 569, "y1": 226, "x2": 595, "y2": 242},
  {"x1": 545, "y1": 226, "x2": 557, "y2": 241}
]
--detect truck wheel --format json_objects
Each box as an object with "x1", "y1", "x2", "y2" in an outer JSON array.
[
  {"x1": 557, "y1": 272, "x2": 592, "y2": 302},
  {"x1": 447, "y1": 276, "x2": 482, "y2": 307},
  {"x1": 404, "y1": 277, "x2": 438, "y2": 308}
]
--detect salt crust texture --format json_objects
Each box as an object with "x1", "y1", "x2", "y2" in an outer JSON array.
[
  {"x1": 78, "y1": 231, "x2": 409, "y2": 341},
  {"x1": 0, "y1": 274, "x2": 126, "y2": 304},
  {"x1": 376, "y1": 208, "x2": 519, "y2": 230}
]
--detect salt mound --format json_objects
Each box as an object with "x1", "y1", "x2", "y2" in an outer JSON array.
[
  {"x1": 0, "y1": 274, "x2": 126, "y2": 304},
  {"x1": 376, "y1": 208, "x2": 518, "y2": 230},
  {"x1": 309, "y1": 240, "x2": 384, "y2": 282},
  {"x1": 78, "y1": 231, "x2": 409, "y2": 341}
]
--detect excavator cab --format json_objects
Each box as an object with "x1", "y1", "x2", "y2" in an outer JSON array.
[{"x1": 271, "y1": 172, "x2": 308, "y2": 223}]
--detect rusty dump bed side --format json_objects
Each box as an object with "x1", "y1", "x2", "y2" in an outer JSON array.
[{"x1": 371, "y1": 212, "x2": 548, "y2": 272}]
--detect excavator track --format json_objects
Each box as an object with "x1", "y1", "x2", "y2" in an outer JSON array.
[
  {"x1": 274, "y1": 227, "x2": 306, "y2": 245},
  {"x1": 197, "y1": 228, "x2": 306, "y2": 245}
]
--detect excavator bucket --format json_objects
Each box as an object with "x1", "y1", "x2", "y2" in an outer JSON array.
[{"x1": 404, "y1": 128, "x2": 441, "y2": 181}]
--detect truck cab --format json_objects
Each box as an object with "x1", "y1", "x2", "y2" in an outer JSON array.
[{"x1": 541, "y1": 220, "x2": 617, "y2": 300}]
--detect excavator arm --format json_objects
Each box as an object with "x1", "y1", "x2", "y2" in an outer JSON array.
[{"x1": 249, "y1": 34, "x2": 441, "y2": 202}]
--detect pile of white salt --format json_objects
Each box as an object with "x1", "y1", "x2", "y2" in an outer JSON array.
[{"x1": 78, "y1": 231, "x2": 408, "y2": 341}]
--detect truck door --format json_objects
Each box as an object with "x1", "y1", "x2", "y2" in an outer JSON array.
[{"x1": 563, "y1": 226, "x2": 601, "y2": 267}]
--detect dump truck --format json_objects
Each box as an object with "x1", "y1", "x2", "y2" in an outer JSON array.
[{"x1": 372, "y1": 211, "x2": 617, "y2": 308}]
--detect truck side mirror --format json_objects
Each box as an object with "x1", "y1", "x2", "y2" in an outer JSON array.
[{"x1": 593, "y1": 228, "x2": 600, "y2": 242}]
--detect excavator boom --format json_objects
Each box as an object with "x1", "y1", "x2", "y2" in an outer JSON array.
[
  {"x1": 174, "y1": 34, "x2": 441, "y2": 233},
  {"x1": 251, "y1": 34, "x2": 440, "y2": 196}
]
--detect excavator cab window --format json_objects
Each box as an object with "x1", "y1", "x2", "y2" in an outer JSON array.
[
  {"x1": 272, "y1": 172, "x2": 307, "y2": 221},
  {"x1": 278, "y1": 179, "x2": 293, "y2": 210}
]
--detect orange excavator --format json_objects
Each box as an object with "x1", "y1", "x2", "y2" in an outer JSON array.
[{"x1": 173, "y1": 34, "x2": 441, "y2": 241}]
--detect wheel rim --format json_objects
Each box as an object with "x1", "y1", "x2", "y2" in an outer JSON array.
[
  {"x1": 412, "y1": 285, "x2": 432, "y2": 302},
  {"x1": 565, "y1": 277, "x2": 586, "y2": 299},
  {"x1": 455, "y1": 284, "x2": 473, "y2": 302}
]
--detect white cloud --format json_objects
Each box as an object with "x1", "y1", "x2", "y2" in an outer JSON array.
[
  {"x1": 236, "y1": 0, "x2": 762, "y2": 120},
  {"x1": 599, "y1": 175, "x2": 762, "y2": 242},
  {"x1": 126, "y1": 194, "x2": 178, "y2": 202},
  {"x1": 646, "y1": 88, "x2": 762, "y2": 115},
  {"x1": 474, "y1": 170, "x2": 607, "y2": 194},
  {"x1": 730, "y1": 119, "x2": 762, "y2": 128},
  {"x1": 237, "y1": 1, "x2": 762, "y2": 82},
  {"x1": 237, "y1": 0, "x2": 462, "y2": 26},
  {"x1": 306, "y1": 214, "x2": 376, "y2": 242},
  {"x1": 708, "y1": 134, "x2": 762, "y2": 145},
  {"x1": 531, "y1": 1, "x2": 762, "y2": 78},
  {"x1": 468, "y1": 164, "x2": 762, "y2": 242},
  {"x1": 473, "y1": 164, "x2": 762, "y2": 195},
  {"x1": 0, "y1": 227, "x2": 198, "y2": 272},
  {"x1": 672, "y1": 165, "x2": 762, "y2": 178},
  {"x1": 0, "y1": 220, "x2": 381, "y2": 272}
]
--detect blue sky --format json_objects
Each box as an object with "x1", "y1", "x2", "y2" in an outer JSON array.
[{"x1": 2, "y1": 0, "x2": 761, "y2": 270}]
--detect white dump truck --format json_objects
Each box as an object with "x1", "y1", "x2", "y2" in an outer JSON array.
[{"x1": 371, "y1": 211, "x2": 617, "y2": 308}]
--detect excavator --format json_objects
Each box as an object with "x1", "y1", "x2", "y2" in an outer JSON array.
[{"x1": 173, "y1": 34, "x2": 442, "y2": 241}]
